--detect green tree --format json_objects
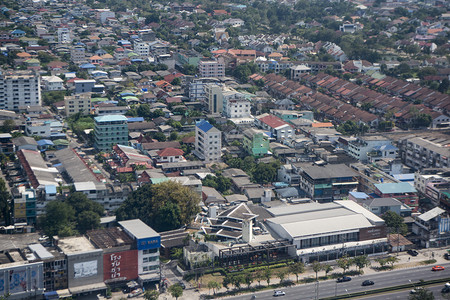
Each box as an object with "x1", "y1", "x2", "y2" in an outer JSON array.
[
  {"x1": 277, "y1": 269, "x2": 288, "y2": 284},
  {"x1": 231, "y1": 274, "x2": 244, "y2": 290},
  {"x1": 115, "y1": 181, "x2": 201, "y2": 232},
  {"x1": 353, "y1": 255, "x2": 370, "y2": 273},
  {"x1": 255, "y1": 269, "x2": 265, "y2": 286},
  {"x1": 252, "y1": 162, "x2": 279, "y2": 184},
  {"x1": 168, "y1": 284, "x2": 183, "y2": 300},
  {"x1": 409, "y1": 287, "x2": 434, "y2": 300},
  {"x1": 382, "y1": 211, "x2": 408, "y2": 236},
  {"x1": 76, "y1": 211, "x2": 100, "y2": 233},
  {"x1": 264, "y1": 267, "x2": 272, "y2": 286},
  {"x1": 1, "y1": 119, "x2": 15, "y2": 133},
  {"x1": 222, "y1": 275, "x2": 231, "y2": 290},
  {"x1": 376, "y1": 258, "x2": 387, "y2": 269},
  {"x1": 386, "y1": 256, "x2": 399, "y2": 268},
  {"x1": 337, "y1": 255, "x2": 352, "y2": 274},
  {"x1": 0, "y1": 178, "x2": 11, "y2": 225},
  {"x1": 153, "y1": 132, "x2": 167, "y2": 142},
  {"x1": 243, "y1": 271, "x2": 254, "y2": 288},
  {"x1": 144, "y1": 290, "x2": 159, "y2": 300},
  {"x1": 39, "y1": 201, "x2": 75, "y2": 237},
  {"x1": 312, "y1": 261, "x2": 322, "y2": 280},
  {"x1": 207, "y1": 280, "x2": 220, "y2": 295},
  {"x1": 289, "y1": 262, "x2": 305, "y2": 282},
  {"x1": 323, "y1": 264, "x2": 333, "y2": 277}
]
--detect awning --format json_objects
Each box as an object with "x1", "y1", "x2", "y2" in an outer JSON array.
[
  {"x1": 138, "y1": 272, "x2": 160, "y2": 283},
  {"x1": 56, "y1": 289, "x2": 71, "y2": 298},
  {"x1": 69, "y1": 282, "x2": 107, "y2": 295},
  {"x1": 296, "y1": 238, "x2": 388, "y2": 256}
]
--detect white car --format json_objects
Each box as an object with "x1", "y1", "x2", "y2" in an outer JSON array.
[
  {"x1": 273, "y1": 290, "x2": 286, "y2": 297},
  {"x1": 38, "y1": 235, "x2": 48, "y2": 241}
]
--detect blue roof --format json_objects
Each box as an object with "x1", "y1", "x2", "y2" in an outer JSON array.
[
  {"x1": 37, "y1": 139, "x2": 54, "y2": 146},
  {"x1": 127, "y1": 117, "x2": 144, "y2": 123},
  {"x1": 131, "y1": 59, "x2": 144, "y2": 62},
  {"x1": 95, "y1": 115, "x2": 128, "y2": 122},
  {"x1": 349, "y1": 191, "x2": 369, "y2": 199},
  {"x1": 80, "y1": 63, "x2": 96, "y2": 69},
  {"x1": 374, "y1": 182, "x2": 417, "y2": 194},
  {"x1": 120, "y1": 92, "x2": 135, "y2": 96},
  {"x1": 11, "y1": 29, "x2": 25, "y2": 34},
  {"x1": 45, "y1": 185, "x2": 57, "y2": 194},
  {"x1": 196, "y1": 120, "x2": 213, "y2": 132},
  {"x1": 393, "y1": 174, "x2": 415, "y2": 182}
]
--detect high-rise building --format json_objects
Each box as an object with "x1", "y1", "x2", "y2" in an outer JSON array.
[
  {"x1": 199, "y1": 58, "x2": 225, "y2": 78},
  {"x1": 0, "y1": 70, "x2": 41, "y2": 111},
  {"x1": 94, "y1": 115, "x2": 128, "y2": 152},
  {"x1": 194, "y1": 120, "x2": 222, "y2": 162}
]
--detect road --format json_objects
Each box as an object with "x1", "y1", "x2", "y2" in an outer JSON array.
[
  {"x1": 361, "y1": 284, "x2": 449, "y2": 300},
  {"x1": 225, "y1": 263, "x2": 450, "y2": 300}
]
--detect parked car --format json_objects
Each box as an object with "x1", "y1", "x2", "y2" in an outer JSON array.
[
  {"x1": 362, "y1": 280, "x2": 374, "y2": 286},
  {"x1": 128, "y1": 288, "x2": 143, "y2": 298},
  {"x1": 179, "y1": 281, "x2": 186, "y2": 289},
  {"x1": 273, "y1": 290, "x2": 286, "y2": 297},
  {"x1": 410, "y1": 287, "x2": 423, "y2": 294},
  {"x1": 337, "y1": 276, "x2": 352, "y2": 283},
  {"x1": 38, "y1": 235, "x2": 48, "y2": 241},
  {"x1": 407, "y1": 249, "x2": 419, "y2": 256},
  {"x1": 432, "y1": 265, "x2": 445, "y2": 271}
]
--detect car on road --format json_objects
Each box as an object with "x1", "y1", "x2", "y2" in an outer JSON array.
[
  {"x1": 178, "y1": 281, "x2": 186, "y2": 289},
  {"x1": 432, "y1": 265, "x2": 445, "y2": 271},
  {"x1": 337, "y1": 276, "x2": 352, "y2": 283},
  {"x1": 442, "y1": 286, "x2": 450, "y2": 294},
  {"x1": 273, "y1": 290, "x2": 285, "y2": 297},
  {"x1": 410, "y1": 287, "x2": 424, "y2": 294},
  {"x1": 362, "y1": 280, "x2": 374, "y2": 286},
  {"x1": 407, "y1": 249, "x2": 419, "y2": 256},
  {"x1": 38, "y1": 235, "x2": 48, "y2": 241}
]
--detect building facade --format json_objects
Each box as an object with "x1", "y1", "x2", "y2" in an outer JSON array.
[
  {"x1": 94, "y1": 115, "x2": 128, "y2": 152},
  {"x1": 199, "y1": 58, "x2": 225, "y2": 78},
  {"x1": 65, "y1": 93, "x2": 91, "y2": 116},
  {"x1": 0, "y1": 70, "x2": 41, "y2": 111},
  {"x1": 194, "y1": 120, "x2": 222, "y2": 163}
]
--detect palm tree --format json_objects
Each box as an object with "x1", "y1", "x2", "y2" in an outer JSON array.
[
  {"x1": 312, "y1": 261, "x2": 322, "y2": 280},
  {"x1": 264, "y1": 267, "x2": 272, "y2": 286}
]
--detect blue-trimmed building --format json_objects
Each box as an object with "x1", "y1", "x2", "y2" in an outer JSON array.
[
  {"x1": 118, "y1": 219, "x2": 161, "y2": 283},
  {"x1": 94, "y1": 115, "x2": 128, "y2": 152},
  {"x1": 194, "y1": 120, "x2": 222, "y2": 163}
]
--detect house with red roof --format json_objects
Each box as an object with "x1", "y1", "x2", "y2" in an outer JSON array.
[
  {"x1": 255, "y1": 114, "x2": 293, "y2": 141},
  {"x1": 154, "y1": 147, "x2": 185, "y2": 164}
]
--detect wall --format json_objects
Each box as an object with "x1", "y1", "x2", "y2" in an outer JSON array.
[
  {"x1": 67, "y1": 250, "x2": 103, "y2": 288},
  {"x1": 0, "y1": 262, "x2": 44, "y2": 299},
  {"x1": 103, "y1": 250, "x2": 138, "y2": 283}
]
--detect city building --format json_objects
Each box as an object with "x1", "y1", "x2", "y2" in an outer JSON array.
[
  {"x1": 255, "y1": 114, "x2": 293, "y2": 141},
  {"x1": 74, "y1": 80, "x2": 104, "y2": 94},
  {"x1": 0, "y1": 70, "x2": 41, "y2": 111},
  {"x1": 223, "y1": 97, "x2": 252, "y2": 121},
  {"x1": 347, "y1": 136, "x2": 396, "y2": 163},
  {"x1": 57, "y1": 27, "x2": 71, "y2": 44},
  {"x1": 25, "y1": 119, "x2": 64, "y2": 138},
  {"x1": 13, "y1": 186, "x2": 36, "y2": 225},
  {"x1": 94, "y1": 115, "x2": 128, "y2": 152},
  {"x1": 0, "y1": 133, "x2": 14, "y2": 154},
  {"x1": 204, "y1": 83, "x2": 223, "y2": 114},
  {"x1": 412, "y1": 207, "x2": 450, "y2": 248},
  {"x1": 398, "y1": 135, "x2": 450, "y2": 170},
  {"x1": 41, "y1": 76, "x2": 64, "y2": 91},
  {"x1": 64, "y1": 93, "x2": 91, "y2": 116},
  {"x1": 242, "y1": 128, "x2": 269, "y2": 156},
  {"x1": 133, "y1": 39, "x2": 150, "y2": 57},
  {"x1": 70, "y1": 46, "x2": 86, "y2": 63},
  {"x1": 265, "y1": 201, "x2": 388, "y2": 263},
  {"x1": 294, "y1": 163, "x2": 359, "y2": 202},
  {"x1": 199, "y1": 58, "x2": 225, "y2": 78},
  {"x1": 414, "y1": 168, "x2": 450, "y2": 207},
  {"x1": 118, "y1": 219, "x2": 161, "y2": 284},
  {"x1": 194, "y1": 120, "x2": 222, "y2": 163},
  {"x1": 374, "y1": 182, "x2": 419, "y2": 212}
]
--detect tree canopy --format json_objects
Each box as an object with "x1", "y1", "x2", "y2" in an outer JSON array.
[
  {"x1": 382, "y1": 211, "x2": 408, "y2": 236},
  {"x1": 115, "y1": 181, "x2": 201, "y2": 232}
]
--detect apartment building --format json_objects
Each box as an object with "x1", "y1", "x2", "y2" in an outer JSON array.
[
  {"x1": 398, "y1": 135, "x2": 450, "y2": 170},
  {"x1": 347, "y1": 136, "x2": 396, "y2": 163},
  {"x1": 94, "y1": 115, "x2": 128, "y2": 152},
  {"x1": 199, "y1": 58, "x2": 225, "y2": 78},
  {"x1": 133, "y1": 39, "x2": 150, "y2": 57},
  {"x1": 0, "y1": 70, "x2": 41, "y2": 111},
  {"x1": 64, "y1": 93, "x2": 91, "y2": 116},
  {"x1": 194, "y1": 120, "x2": 222, "y2": 162}
]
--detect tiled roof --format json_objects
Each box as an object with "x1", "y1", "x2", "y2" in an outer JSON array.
[{"x1": 157, "y1": 147, "x2": 184, "y2": 157}]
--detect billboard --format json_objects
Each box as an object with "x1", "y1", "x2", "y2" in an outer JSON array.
[
  {"x1": 359, "y1": 226, "x2": 388, "y2": 241},
  {"x1": 0, "y1": 262, "x2": 43, "y2": 297},
  {"x1": 74, "y1": 260, "x2": 98, "y2": 278},
  {"x1": 137, "y1": 237, "x2": 160, "y2": 250},
  {"x1": 103, "y1": 250, "x2": 138, "y2": 282}
]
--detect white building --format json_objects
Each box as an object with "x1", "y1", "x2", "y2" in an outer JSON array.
[
  {"x1": 255, "y1": 114, "x2": 293, "y2": 141},
  {"x1": 70, "y1": 46, "x2": 86, "y2": 63},
  {"x1": 25, "y1": 119, "x2": 63, "y2": 138},
  {"x1": 0, "y1": 70, "x2": 41, "y2": 111},
  {"x1": 57, "y1": 27, "x2": 71, "y2": 44},
  {"x1": 223, "y1": 96, "x2": 253, "y2": 124},
  {"x1": 96, "y1": 9, "x2": 115, "y2": 23},
  {"x1": 347, "y1": 136, "x2": 396, "y2": 163},
  {"x1": 194, "y1": 120, "x2": 222, "y2": 162},
  {"x1": 41, "y1": 75, "x2": 64, "y2": 91},
  {"x1": 134, "y1": 39, "x2": 150, "y2": 57}
]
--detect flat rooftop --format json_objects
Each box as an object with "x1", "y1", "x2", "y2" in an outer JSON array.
[
  {"x1": 57, "y1": 236, "x2": 96, "y2": 254},
  {"x1": 119, "y1": 219, "x2": 159, "y2": 239}
]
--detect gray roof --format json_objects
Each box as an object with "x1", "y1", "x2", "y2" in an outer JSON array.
[
  {"x1": 417, "y1": 207, "x2": 446, "y2": 222},
  {"x1": 119, "y1": 219, "x2": 160, "y2": 239},
  {"x1": 367, "y1": 197, "x2": 402, "y2": 207},
  {"x1": 295, "y1": 163, "x2": 357, "y2": 180},
  {"x1": 13, "y1": 136, "x2": 38, "y2": 147}
]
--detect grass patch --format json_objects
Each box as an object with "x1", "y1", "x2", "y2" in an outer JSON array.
[{"x1": 420, "y1": 259, "x2": 437, "y2": 265}]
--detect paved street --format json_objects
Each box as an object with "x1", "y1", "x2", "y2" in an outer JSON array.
[{"x1": 361, "y1": 284, "x2": 448, "y2": 300}]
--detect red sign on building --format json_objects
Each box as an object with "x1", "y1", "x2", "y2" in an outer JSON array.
[{"x1": 103, "y1": 250, "x2": 138, "y2": 282}]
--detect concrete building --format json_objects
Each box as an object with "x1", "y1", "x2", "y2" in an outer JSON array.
[
  {"x1": 0, "y1": 70, "x2": 41, "y2": 111},
  {"x1": 70, "y1": 46, "x2": 86, "y2": 63},
  {"x1": 74, "y1": 80, "x2": 104, "y2": 94},
  {"x1": 374, "y1": 182, "x2": 419, "y2": 212},
  {"x1": 65, "y1": 93, "x2": 91, "y2": 116},
  {"x1": 56, "y1": 236, "x2": 106, "y2": 296},
  {"x1": 412, "y1": 207, "x2": 450, "y2": 248},
  {"x1": 57, "y1": 27, "x2": 71, "y2": 44},
  {"x1": 204, "y1": 83, "x2": 223, "y2": 114},
  {"x1": 118, "y1": 220, "x2": 161, "y2": 283},
  {"x1": 347, "y1": 136, "x2": 395, "y2": 163},
  {"x1": 294, "y1": 163, "x2": 359, "y2": 202},
  {"x1": 94, "y1": 115, "x2": 128, "y2": 152},
  {"x1": 199, "y1": 58, "x2": 225, "y2": 78},
  {"x1": 133, "y1": 39, "x2": 150, "y2": 57},
  {"x1": 265, "y1": 201, "x2": 388, "y2": 263},
  {"x1": 25, "y1": 119, "x2": 63, "y2": 138},
  {"x1": 398, "y1": 135, "x2": 450, "y2": 170},
  {"x1": 255, "y1": 114, "x2": 293, "y2": 141},
  {"x1": 194, "y1": 120, "x2": 222, "y2": 163},
  {"x1": 41, "y1": 76, "x2": 64, "y2": 91},
  {"x1": 223, "y1": 96, "x2": 252, "y2": 120},
  {"x1": 242, "y1": 128, "x2": 269, "y2": 156}
]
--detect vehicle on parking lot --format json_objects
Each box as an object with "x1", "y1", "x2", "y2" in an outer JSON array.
[
  {"x1": 273, "y1": 290, "x2": 286, "y2": 297},
  {"x1": 362, "y1": 280, "x2": 374, "y2": 286},
  {"x1": 337, "y1": 276, "x2": 352, "y2": 283},
  {"x1": 432, "y1": 265, "x2": 445, "y2": 271},
  {"x1": 178, "y1": 281, "x2": 186, "y2": 289},
  {"x1": 127, "y1": 288, "x2": 143, "y2": 298},
  {"x1": 38, "y1": 235, "x2": 48, "y2": 241},
  {"x1": 407, "y1": 249, "x2": 419, "y2": 256}
]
